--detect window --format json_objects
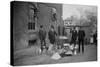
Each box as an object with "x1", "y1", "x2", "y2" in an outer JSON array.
[
  {"x1": 28, "y1": 22, "x2": 35, "y2": 30},
  {"x1": 28, "y1": 3, "x2": 37, "y2": 30}
]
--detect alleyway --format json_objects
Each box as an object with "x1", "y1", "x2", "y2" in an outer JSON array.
[{"x1": 14, "y1": 44, "x2": 97, "y2": 66}]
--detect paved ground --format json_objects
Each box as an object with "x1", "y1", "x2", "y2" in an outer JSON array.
[{"x1": 14, "y1": 44, "x2": 97, "y2": 66}]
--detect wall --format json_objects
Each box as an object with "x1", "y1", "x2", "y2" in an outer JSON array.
[
  {"x1": 12, "y1": 1, "x2": 63, "y2": 51},
  {"x1": 12, "y1": 1, "x2": 29, "y2": 51},
  {"x1": 37, "y1": 3, "x2": 62, "y2": 34}
]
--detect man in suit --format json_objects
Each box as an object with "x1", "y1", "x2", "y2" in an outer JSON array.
[
  {"x1": 78, "y1": 27, "x2": 85, "y2": 53},
  {"x1": 48, "y1": 25, "x2": 57, "y2": 45},
  {"x1": 93, "y1": 31, "x2": 97, "y2": 45},
  {"x1": 39, "y1": 25, "x2": 47, "y2": 53},
  {"x1": 70, "y1": 27, "x2": 78, "y2": 47}
]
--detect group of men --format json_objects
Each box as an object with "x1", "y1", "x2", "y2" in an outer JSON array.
[
  {"x1": 39, "y1": 25, "x2": 86, "y2": 54},
  {"x1": 70, "y1": 27, "x2": 85, "y2": 53},
  {"x1": 38, "y1": 25, "x2": 57, "y2": 53}
]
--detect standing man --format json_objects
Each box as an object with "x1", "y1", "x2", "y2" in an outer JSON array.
[
  {"x1": 78, "y1": 27, "x2": 85, "y2": 53},
  {"x1": 39, "y1": 25, "x2": 46, "y2": 53},
  {"x1": 93, "y1": 31, "x2": 97, "y2": 45},
  {"x1": 70, "y1": 27, "x2": 78, "y2": 47},
  {"x1": 48, "y1": 25, "x2": 57, "y2": 47}
]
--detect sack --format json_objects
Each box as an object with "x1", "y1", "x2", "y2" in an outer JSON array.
[
  {"x1": 63, "y1": 43, "x2": 70, "y2": 47},
  {"x1": 90, "y1": 37, "x2": 93, "y2": 43},
  {"x1": 51, "y1": 53, "x2": 61, "y2": 60},
  {"x1": 70, "y1": 44, "x2": 74, "y2": 50},
  {"x1": 48, "y1": 44, "x2": 53, "y2": 51},
  {"x1": 60, "y1": 50, "x2": 73, "y2": 57},
  {"x1": 75, "y1": 44, "x2": 78, "y2": 49},
  {"x1": 65, "y1": 50, "x2": 73, "y2": 55}
]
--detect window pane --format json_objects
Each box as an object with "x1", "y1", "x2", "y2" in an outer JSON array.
[{"x1": 28, "y1": 22, "x2": 35, "y2": 30}]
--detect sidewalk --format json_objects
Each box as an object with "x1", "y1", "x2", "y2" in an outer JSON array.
[{"x1": 14, "y1": 44, "x2": 97, "y2": 66}]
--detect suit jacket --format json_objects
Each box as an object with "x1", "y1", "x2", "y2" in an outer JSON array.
[
  {"x1": 39, "y1": 29, "x2": 46, "y2": 40},
  {"x1": 78, "y1": 30, "x2": 85, "y2": 40},
  {"x1": 48, "y1": 30, "x2": 57, "y2": 41},
  {"x1": 71, "y1": 30, "x2": 77, "y2": 40}
]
